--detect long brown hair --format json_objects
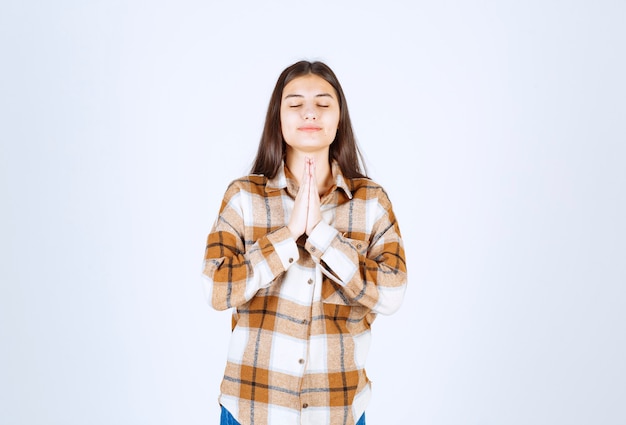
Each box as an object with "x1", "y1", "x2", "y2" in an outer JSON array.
[{"x1": 251, "y1": 61, "x2": 367, "y2": 179}]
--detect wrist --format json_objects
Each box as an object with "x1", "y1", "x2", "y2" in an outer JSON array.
[
  {"x1": 288, "y1": 224, "x2": 302, "y2": 240},
  {"x1": 305, "y1": 219, "x2": 321, "y2": 236}
]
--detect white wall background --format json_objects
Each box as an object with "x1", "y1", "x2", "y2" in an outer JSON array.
[{"x1": 1, "y1": 1, "x2": 625, "y2": 424}]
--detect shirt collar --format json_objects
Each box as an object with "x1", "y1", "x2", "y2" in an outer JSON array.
[{"x1": 266, "y1": 160, "x2": 353, "y2": 199}]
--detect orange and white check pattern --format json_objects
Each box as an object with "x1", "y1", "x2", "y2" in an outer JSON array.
[{"x1": 203, "y1": 161, "x2": 407, "y2": 425}]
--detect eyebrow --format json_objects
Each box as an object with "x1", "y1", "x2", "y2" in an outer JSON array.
[{"x1": 283, "y1": 93, "x2": 335, "y2": 100}]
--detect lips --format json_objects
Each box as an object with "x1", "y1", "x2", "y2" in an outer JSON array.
[{"x1": 298, "y1": 125, "x2": 322, "y2": 132}]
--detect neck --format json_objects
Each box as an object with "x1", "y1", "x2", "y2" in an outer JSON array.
[{"x1": 286, "y1": 149, "x2": 333, "y2": 195}]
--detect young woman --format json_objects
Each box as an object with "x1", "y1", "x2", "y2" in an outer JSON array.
[{"x1": 203, "y1": 60, "x2": 407, "y2": 425}]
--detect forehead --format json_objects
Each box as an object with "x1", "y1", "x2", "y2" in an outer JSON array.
[{"x1": 282, "y1": 74, "x2": 337, "y2": 98}]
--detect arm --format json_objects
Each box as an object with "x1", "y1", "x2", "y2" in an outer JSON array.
[
  {"x1": 202, "y1": 182, "x2": 299, "y2": 310},
  {"x1": 305, "y1": 189, "x2": 407, "y2": 315}
]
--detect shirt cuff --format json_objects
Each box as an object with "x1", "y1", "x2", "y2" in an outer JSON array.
[
  {"x1": 305, "y1": 221, "x2": 338, "y2": 262},
  {"x1": 266, "y1": 226, "x2": 300, "y2": 270}
]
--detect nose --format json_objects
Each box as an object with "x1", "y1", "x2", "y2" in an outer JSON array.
[{"x1": 303, "y1": 107, "x2": 317, "y2": 120}]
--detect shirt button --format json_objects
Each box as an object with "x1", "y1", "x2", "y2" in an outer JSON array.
[
  {"x1": 311, "y1": 247, "x2": 316, "y2": 252},
  {"x1": 301, "y1": 319, "x2": 309, "y2": 325},
  {"x1": 288, "y1": 258, "x2": 294, "y2": 263},
  {"x1": 357, "y1": 243, "x2": 362, "y2": 249},
  {"x1": 302, "y1": 403, "x2": 309, "y2": 409},
  {"x1": 307, "y1": 278, "x2": 313, "y2": 285},
  {"x1": 298, "y1": 358, "x2": 305, "y2": 364}
]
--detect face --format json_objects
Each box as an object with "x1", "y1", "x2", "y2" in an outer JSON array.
[{"x1": 280, "y1": 74, "x2": 340, "y2": 156}]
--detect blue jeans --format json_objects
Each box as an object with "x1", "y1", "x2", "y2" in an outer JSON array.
[{"x1": 220, "y1": 405, "x2": 366, "y2": 424}]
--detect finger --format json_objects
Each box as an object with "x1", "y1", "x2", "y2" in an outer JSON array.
[
  {"x1": 302, "y1": 161, "x2": 311, "y2": 196},
  {"x1": 305, "y1": 160, "x2": 322, "y2": 235},
  {"x1": 309, "y1": 159, "x2": 319, "y2": 199},
  {"x1": 289, "y1": 159, "x2": 311, "y2": 239},
  {"x1": 301, "y1": 159, "x2": 309, "y2": 196}
]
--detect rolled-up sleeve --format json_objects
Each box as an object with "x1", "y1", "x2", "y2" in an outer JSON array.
[
  {"x1": 305, "y1": 188, "x2": 407, "y2": 315},
  {"x1": 202, "y1": 183, "x2": 299, "y2": 310}
]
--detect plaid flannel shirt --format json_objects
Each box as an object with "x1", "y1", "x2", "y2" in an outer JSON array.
[{"x1": 203, "y1": 161, "x2": 407, "y2": 425}]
